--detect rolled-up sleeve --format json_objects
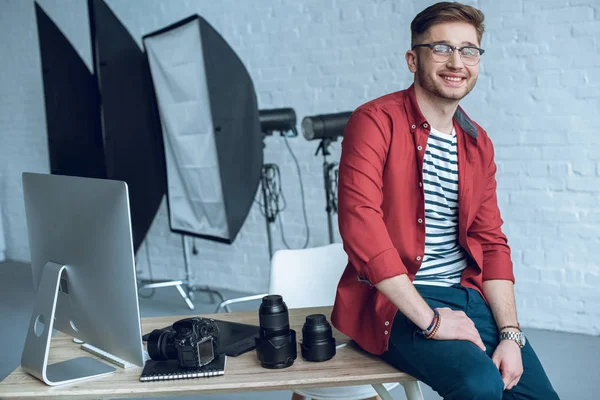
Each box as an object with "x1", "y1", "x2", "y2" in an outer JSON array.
[
  {"x1": 338, "y1": 109, "x2": 408, "y2": 285},
  {"x1": 471, "y1": 139, "x2": 515, "y2": 282}
]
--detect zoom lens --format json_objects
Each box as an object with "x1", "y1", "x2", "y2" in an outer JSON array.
[
  {"x1": 146, "y1": 328, "x2": 177, "y2": 361},
  {"x1": 255, "y1": 295, "x2": 297, "y2": 369},
  {"x1": 301, "y1": 314, "x2": 336, "y2": 362}
]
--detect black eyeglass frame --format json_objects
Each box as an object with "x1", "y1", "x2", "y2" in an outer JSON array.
[{"x1": 412, "y1": 43, "x2": 485, "y2": 65}]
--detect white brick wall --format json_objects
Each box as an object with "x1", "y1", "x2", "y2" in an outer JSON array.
[
  {"x1": 1, "y1": 0, "x2": 599, "y2": 335},
  {"x1": 0, "y1": 171, "x2": 5, "y2": 261}
]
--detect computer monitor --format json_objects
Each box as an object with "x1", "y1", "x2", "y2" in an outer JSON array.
[{"x1": 20, "y1": 172, "x2": 145, "y2": 386}]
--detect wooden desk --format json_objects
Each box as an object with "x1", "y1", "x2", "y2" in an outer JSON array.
[{"x1": 0, "y1": 306, "x2": 422, "y2": 400}]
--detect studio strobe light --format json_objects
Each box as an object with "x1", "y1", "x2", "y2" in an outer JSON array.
[
  {"x1": 301, "y1": 112, "x2": 352, "y2": 243},
  {"x1": 259, "y1": 108, "x2": 298, "y2": 136}
]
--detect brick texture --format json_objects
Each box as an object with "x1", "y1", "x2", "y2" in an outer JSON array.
[{"x1": 0, "y1": 0, "x2": 598, "y2": 335}]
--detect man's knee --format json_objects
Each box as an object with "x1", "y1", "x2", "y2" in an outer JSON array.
[{"x1": 445, "y1": 366, "x2": 504, "y2": 400}]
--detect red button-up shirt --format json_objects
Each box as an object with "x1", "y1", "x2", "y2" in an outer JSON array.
[{"x1": 331, "y1": 84, "x2": 515, "y2": 355}]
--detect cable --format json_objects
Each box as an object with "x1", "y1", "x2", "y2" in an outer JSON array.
[
  {"x1": 255, "y1": 128, "x2": 310, "y2": 249},
  {"x1": 326, "y1": 163, "x2": 339, "y2": 214},
  {"x1": 138, "y1": 239, "x2": 155, "y2": 299},
  {"x1": 257, "y1": 163, "x2": 286, "y2": 221},
  {"x1": 278, "y1": 135, "x2": 310, "y2": 249}
]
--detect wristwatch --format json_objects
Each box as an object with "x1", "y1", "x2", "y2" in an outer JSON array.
[{"x1": 499, "y1": 331, "x2": 526, "y2": 349}]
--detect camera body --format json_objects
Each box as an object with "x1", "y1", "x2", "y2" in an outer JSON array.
[{"x1": 147, "y1": 317, "x2": 219, "y2": 368}]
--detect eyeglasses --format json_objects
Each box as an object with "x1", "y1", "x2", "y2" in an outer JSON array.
[{"x1": 412, "y1": 43, "x2": 485, "y2": 66}]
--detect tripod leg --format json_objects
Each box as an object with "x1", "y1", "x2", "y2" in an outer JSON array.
[{"x1": 175, "y1": 284, "x2": 195, "y2": 310}]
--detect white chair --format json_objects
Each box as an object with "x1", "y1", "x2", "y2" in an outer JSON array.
[{"x1": 269, "y1": 243, "x2": 424, "y2": 400}]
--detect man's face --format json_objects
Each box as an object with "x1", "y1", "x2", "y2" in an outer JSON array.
[{"x1": 408, "y1": 22, "x2": 480, "y2": 102}]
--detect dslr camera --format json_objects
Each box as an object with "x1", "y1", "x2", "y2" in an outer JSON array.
[{"x1": 147, "y1": 317, "x2": 219, "y2": 368}]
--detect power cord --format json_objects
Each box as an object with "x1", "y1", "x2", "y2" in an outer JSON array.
[
  {"x1": 256, "y1": 163, "x2": 286, "y2": 221},
  {"x1": 279, "y1": 135, "x2": 310, "y2": 249}
]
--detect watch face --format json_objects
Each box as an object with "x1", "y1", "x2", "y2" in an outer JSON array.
[{"x1": 520, "y1": 334, "x2": 526, "y2": 348}]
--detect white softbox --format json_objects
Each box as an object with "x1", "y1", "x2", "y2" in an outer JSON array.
[{"x1": 143, "y1": 15, "x2": 263, "y2": 243}]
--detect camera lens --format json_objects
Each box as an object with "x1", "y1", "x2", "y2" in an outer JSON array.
[
  {"x1": 147, "y1": 328, "x2": 177, "y2": 361},
  {"x1": 255, "y1": 295, "x2": 297, "y2": 369},
  {"x1": 301, "y1": 314, "x2": 336, "y2": 362},
  {"x1": 258, "y1": 295, "x2": 290, "y2": 337}
]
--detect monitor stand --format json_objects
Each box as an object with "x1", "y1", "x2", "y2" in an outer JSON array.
[{"x1": 21, "y1": 261, "x2": 116, "y2": 386}]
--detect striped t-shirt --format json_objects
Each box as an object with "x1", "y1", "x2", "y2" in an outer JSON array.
[{"x1": 413, "y1": 126, "x2": 468, "y2": 287}]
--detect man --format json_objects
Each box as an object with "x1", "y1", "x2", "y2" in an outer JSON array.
[{"x1": 331, "y1": 2, "x2": 560, "y2": 399}]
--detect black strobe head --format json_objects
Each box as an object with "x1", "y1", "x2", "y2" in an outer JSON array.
[
  {"x1": 259, "y1": 108, "x2": 297, "y2": 136},
  {"x1": 301, "y1": 314, "x2": 336, "y2": 362},
  {"x1": 255, "y1": 295, "x2": 297, "y2": 369},
  {"x1": 301, "y1": 111, "x2": 353, "y2": 141}
]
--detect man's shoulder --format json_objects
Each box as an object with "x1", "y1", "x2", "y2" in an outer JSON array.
[
  {"x1": 354, "y1": 89, "x2": 409, "y2": 117},
  {"x1": 456, "y1": 106, "x2": 492, "y2": 143}
]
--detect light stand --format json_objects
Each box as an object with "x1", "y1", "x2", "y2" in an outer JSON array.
[
  {"x1": 260, "y1": 163, "x2": 279, "y2": 259},
  {"x1": 214, "y1": 108, "x2": 297, "y2": 313},
  {"x1": 315, "y1": 138, "x2": 339, "y2": 244},
  {"x1": 301, "y1": 111, "x2": 352, "y2": 244},
  {"x1": 137, "y1": 234, "x2": 227, "y2": 311}
]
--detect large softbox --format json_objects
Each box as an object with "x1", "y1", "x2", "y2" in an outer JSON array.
[
  {"x1": 143, "y1": 16, "x2": 263, "y2": 244},
  {"x1": 88, "y1": 0, "x2": 166, "y2": 252},
  {"x1": 34, "y1": 0, "x2": 166, "y2": 253},
  {"x1": 35, "y1": 3, "x2": 106, "y2": 179}
]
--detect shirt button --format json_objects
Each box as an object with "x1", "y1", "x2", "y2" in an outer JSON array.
[
  {"x1": 416, "y1": 256, "x2": 422, "y2": 261},
  {"x1": 418, "y1": 218, "x2": 423, "y2": 224},
  {"x1": 384, "y1": 330, "x2": 389, "y2": 335},
  {"x1": 419, "y1": 182, "x2": 423, "y2": 187},
  {"x1": 411, "y1": 124, "x2": 416, "y2": 129},
  {"x1": 385, "y1": 321, "x2": 390, "y2": 326},
  {"x1": 423, "y1": 123, "x2": 429, "y2": 128},
  {"x1": 417, "y1": 145, "x2": 423, "y2": 151}
]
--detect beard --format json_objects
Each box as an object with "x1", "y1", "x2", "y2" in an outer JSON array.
[{"x1": 415, "y1": 58, "x2": 477, "y2": 102}]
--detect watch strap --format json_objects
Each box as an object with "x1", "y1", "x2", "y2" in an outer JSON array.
[{"x1": 499, "y1": 331, "x2": 524, "y2": 348}]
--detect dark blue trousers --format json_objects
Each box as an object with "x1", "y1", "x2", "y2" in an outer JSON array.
[{"x1": 381, "y1": 284, "x2": 560, "y2": 400}]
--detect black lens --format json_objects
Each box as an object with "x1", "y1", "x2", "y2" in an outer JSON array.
[
  {"x1": 147, "y1": 328, "x2": 177, "y2": 361},
  {"x1": 301, "y1": 314, "x2": 336, "y2": 362},
  {"x1": 258, "y1": 295, "x2": 290, "y2": 337},
  {"x1": 255, "y1": 295, "x2": 297, "y2": 369}
]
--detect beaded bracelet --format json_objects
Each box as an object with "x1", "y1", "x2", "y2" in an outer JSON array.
[
  {"x1": 499, "y1": 324, "x2": 521, "y2": 332},
  {"x1": 425, "y1": 312, "x2": 441, "y2": 339},
  {"x1": 421, "y1": 309, "x2": 439, "y2": 337}
]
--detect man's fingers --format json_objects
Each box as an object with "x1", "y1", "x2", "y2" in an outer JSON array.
[
  {"x1": 491, "y1": 355, "x2": 501, "y2": 370},
  {"x1": 501, "y1": 370, "x2": 513, "y2": 390},
  {"x1": 469, "y1": 331, "x2": 486, "y2": 351},
  {"x1": 502, "y1": 370, "x2": 522, "y2": 390},
  {"x1": 468, "y1": 328, "x2": 485, "y2": 351},
  {"x1": 504, "y1": 373, "x2": 520, "y2": 391},
  {"x1": 477, "y1": 337, "x2": 486, "y2": 351},
  {"x1": 507, "y1": 376, "x2": 521, "y2": 391}
]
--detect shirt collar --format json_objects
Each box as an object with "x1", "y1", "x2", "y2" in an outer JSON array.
[{"x1": 404, "y1": 84, "x2": 479, "y2": 139}]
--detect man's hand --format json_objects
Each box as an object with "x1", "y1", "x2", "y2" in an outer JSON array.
[
  {"x1": 492, "y1": 339, "x2": 523, "y2": 390},
  {"x1": 432, "y1": 307, "x2": 486, "y2": 351}
]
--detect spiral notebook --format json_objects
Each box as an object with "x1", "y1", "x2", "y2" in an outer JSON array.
[{"x1": 139, "y1": 354, "x2": 227, "y2": 382}]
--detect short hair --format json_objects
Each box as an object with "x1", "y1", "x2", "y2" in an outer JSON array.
[{"x1": 411, "y1": 2, "x2": 485, "y2": 47}]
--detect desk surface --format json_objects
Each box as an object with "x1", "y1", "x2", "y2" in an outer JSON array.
[{"x1": 0, "y1": 306, "x2": 413, "y2": 399}]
